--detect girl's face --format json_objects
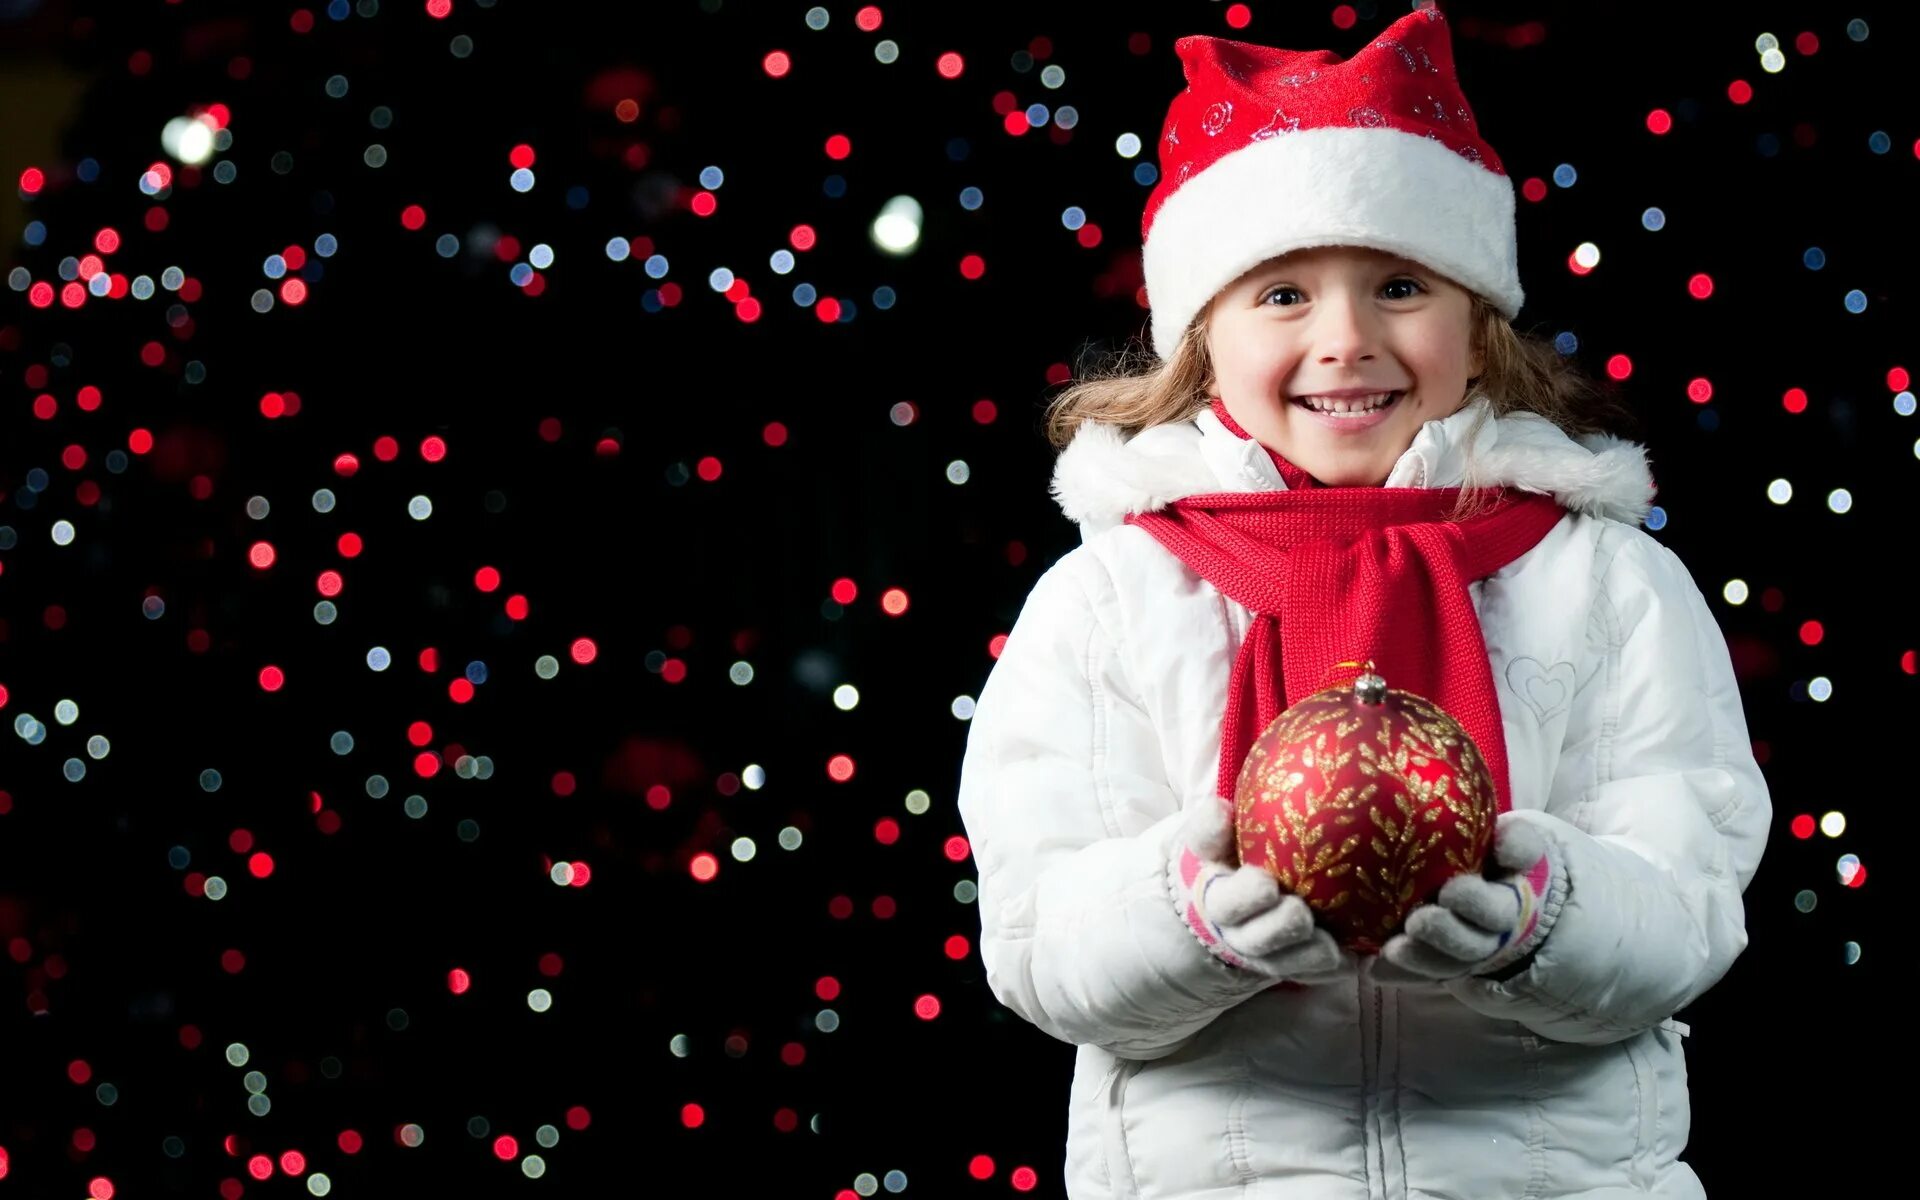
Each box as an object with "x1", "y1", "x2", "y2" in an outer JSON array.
[{"x1": 1205, "y1": 245, "x2": 1483, "y2": 487}]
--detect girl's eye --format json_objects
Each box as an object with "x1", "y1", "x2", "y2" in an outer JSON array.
[{"x1": 1382, "y1": 277, "x2": 1425, "y2": 300}]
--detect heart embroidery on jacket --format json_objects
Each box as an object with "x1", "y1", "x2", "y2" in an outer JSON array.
[{"x1": 1504, "y1": 657, "x2": 1576, "y2": 724}]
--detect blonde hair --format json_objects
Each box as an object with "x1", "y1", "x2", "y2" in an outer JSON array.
[{"x1": 1045, "y1": 294, "x2": 1638, "y2": 453}]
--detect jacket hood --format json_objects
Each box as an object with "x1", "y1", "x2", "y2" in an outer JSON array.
[{"x1": 1049, "y1": 392, "x2": 1656, "y2": 539}]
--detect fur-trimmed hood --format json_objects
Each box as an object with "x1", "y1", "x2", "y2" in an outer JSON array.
[{"x1": 1049, "y1": 392, "x2": 1655, "y2": 540}]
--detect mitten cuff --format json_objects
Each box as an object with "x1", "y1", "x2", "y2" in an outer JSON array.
[
  {"x1": 1167, "y1": 845, "x2": 1250, "y2": 971},
  {"x1": 1474, "y1": 844, "x2": 1568, "y2": 980}
]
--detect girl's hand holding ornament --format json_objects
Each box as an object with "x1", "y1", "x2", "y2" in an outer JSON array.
[
  {"x1": 1167, "y1": 793, "x2": 1349, "y2": 982},
  {"x1": 1370, "y1": 812, "x2": 1566, "y2": 986}
]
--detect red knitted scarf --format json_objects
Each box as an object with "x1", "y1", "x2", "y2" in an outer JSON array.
[{"x1": 1124, "y1": 400, "x2": 1565, "y2": 812}]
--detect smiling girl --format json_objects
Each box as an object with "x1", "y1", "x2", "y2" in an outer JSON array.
[{"x1": 958, "y1": 10, "x2": 1769, "y2": 1199}]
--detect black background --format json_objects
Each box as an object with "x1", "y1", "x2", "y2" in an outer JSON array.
[{"x1": 0, "y1": 0, "x2": 1904, "y2": 1193}]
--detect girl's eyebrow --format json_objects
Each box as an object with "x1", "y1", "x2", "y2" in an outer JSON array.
[{"x1": 1248, "y1": 257, "x2": 1425, "y2": 284}]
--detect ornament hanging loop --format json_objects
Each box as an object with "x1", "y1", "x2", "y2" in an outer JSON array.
[{"x1": 1333, "y1": 658, "x2": 1388, "y2": 706}]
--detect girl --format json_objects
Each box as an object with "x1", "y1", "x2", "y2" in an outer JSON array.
[{"x1": 956, "y1": 10, "x2": 1770, "y2": 1200}]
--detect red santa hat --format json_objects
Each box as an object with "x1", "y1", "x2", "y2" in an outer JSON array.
[{"x1": 1141, "y1": 7, "x2": 1522, "y2": 359}]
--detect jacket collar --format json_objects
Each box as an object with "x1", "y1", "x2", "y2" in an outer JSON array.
[{"x1": 1050, "y1": 391, "x2": 1657, "y2": 540}]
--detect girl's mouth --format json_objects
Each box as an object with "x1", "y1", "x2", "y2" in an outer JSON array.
[{"x1": 1289, "y1": 390, "x2": 1403, "y2": 431}]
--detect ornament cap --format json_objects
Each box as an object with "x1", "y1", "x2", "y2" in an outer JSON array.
[{"x1": 1349, "y1": 659, "x2": 1387, "y2": 706}]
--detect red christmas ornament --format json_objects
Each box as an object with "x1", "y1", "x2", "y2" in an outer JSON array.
[{"x1": 1233, "y1": 662, "x2": 1496, "y2": 953}]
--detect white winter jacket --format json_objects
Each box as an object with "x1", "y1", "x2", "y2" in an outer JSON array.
[{"x1": 957, "y1": 394, "x2": 1771, "y2": 1199}]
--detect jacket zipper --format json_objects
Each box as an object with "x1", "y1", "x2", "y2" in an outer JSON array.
[
  {"x1": 1359, "y1": 977, "x2": 1383, "y2": 1200},
  {"x1": 1359, "y1": 979, "x2": 1408, "y2": 1200}
]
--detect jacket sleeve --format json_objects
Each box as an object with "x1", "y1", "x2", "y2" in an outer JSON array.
[
  {"x1": 958, "y1": 548, "x2": 1276, "y2": 1061},
  {"x1": 1445, "y1": 528, "x2": 1772, "y2": 1044}
]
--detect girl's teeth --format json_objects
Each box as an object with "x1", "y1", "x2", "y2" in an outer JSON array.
[{"x1": 1300, "y1": 391, "x2": 1397, "y2": 413}]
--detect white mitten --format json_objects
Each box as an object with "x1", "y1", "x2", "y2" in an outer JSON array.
[
  {"x1": 1371, "y1": 812, "x2": 1566, "y2": 986},
  {"x1": 1166, "y1": 794, "x2": 1346, "y2": 982}
]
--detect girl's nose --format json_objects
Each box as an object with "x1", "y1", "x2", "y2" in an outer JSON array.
[{"x1": 1314, "y1": 293, "x2": 1380, "y2": 364}]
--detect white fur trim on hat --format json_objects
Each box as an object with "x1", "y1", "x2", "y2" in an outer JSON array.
[{"x1": 1143, "y1": 125, "x2": 1522, "y2": 359}]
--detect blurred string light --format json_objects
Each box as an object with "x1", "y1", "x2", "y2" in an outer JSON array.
[
  {"x1": 870, "y1": 195, "x2": 922, "y2": 255},
  {"x1": 161, "y1": 113, "x2": 219, "y2": 165}
]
